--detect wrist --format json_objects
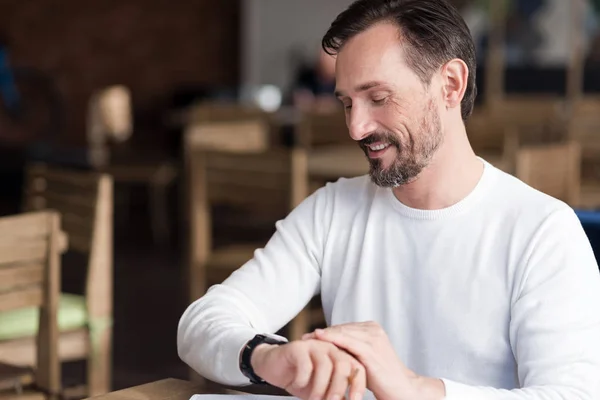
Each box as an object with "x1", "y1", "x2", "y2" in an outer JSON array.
[
  {"x1": 250, "y1": 343, "x2": 277, "y2": 372},
  {"x1": 240, "y1": 334, "x2": 286, "y2": 385}
]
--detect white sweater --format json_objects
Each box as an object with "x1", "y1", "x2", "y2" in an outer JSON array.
[{"x1": 178, "y1": 160, "x2": 600, "y2": 399}]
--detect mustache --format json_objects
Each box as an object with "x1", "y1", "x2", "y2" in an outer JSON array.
[{"x1": 359, "y1": 132, "x2": 400, "y2": 147}]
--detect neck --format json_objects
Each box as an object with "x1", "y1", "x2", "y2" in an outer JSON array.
[{"x1": 391, "y1": 123, "x2": 483, "y2": 210}]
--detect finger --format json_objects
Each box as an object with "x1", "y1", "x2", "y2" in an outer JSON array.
[
  {"x1": 314, "y1": 329, "x2": 371, "y2": 364},
  {"x1": 324, "y1": 353, "x2": 352, "y2": 400},
  {"x1": 309, "y1": 351, "x2": 333, "y2": 400},
  {"x1": 287, "y1": 346, "x2": 313, "y2": 391},
  {"x1": 347, "y1": 363, "x2": 366, "y2": 400},
  {"x1": 302, "y1": 332, "x2": 316, "y2": 340}
]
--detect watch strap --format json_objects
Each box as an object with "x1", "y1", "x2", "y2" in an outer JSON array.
[{"x1": 240, "y1": 334, "x2": 287, "y2": 384}]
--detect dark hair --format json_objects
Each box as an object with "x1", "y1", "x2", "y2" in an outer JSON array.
[{"x1": 322, "y1": 0, "x2": 477, "y2": 121}]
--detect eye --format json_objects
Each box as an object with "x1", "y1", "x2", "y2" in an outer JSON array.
[{"x1": 372, "y1": 96, "x2": 387, "y2": 105}]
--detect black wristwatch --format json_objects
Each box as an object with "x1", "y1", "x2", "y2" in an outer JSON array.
[{"x1": 240, "y1": 334, "x2": 287, "y2": 384}]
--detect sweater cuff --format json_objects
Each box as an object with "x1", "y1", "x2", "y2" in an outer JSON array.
[{"x1": 440, "y1": 378, "x2": 477, "y2": 400}]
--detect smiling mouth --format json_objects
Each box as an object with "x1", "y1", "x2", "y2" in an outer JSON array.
[
  {"x1": 368, "y1": 143, "x2": 390, "y2": 151},
  {"x1": 365, "y1": 142, "x2": 392, "y2": 158}
]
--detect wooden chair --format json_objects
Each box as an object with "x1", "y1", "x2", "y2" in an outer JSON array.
[
  {"x1": 469, "y1": 97, "x2": 568, "y2": 173},
  {"x1": 0, "y1": 164, "x2": 114, "y2": 398},
  {"x1": 296, "y1": 110, "x2": 369, "y2": 195},
  {"x1": 184, "y1": 119, "x2": 270, "y2": 154},
  {"x1": 296, "y1": 109, "x2": 350, "y2": 148},
  {"x1": 184, "y1": 103, "x2": 280, "y2": 147},
  {"x1": 564, "y1": 97, "x2": 600, "y2": 209},
  {"x1": 515, "y1": 141, "x2": 581, "y2": 205},
  {"x1": 185, "y1": 120, "x2": 326, "y2": 340},
  {"x1": 0, "y1": 211, "x2": 64, "y2": 400}
]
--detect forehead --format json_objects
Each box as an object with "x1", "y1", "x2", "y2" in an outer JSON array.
[{"x1": 335, "y1": 22, "x2": 417, "y2": 92}]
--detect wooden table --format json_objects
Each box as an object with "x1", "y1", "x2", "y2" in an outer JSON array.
[
  {"x1": 86, "y1": 379, "x2": 290, "y2": 400},
  {"x1": 85, "y1": 379, "x2": 204, "y2": 400}
]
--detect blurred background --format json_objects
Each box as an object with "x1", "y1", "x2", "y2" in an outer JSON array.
[{"x1": 0, "y1": 0, "x2": 599, "y2": 398}]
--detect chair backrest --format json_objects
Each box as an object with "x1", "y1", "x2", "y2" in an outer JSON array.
[
  {"x1": 489, "y1": 96, "x2": 568, "y2": 142},
  {"x1": 201, "y1": 149, "x2": 307, "y2": 211},
  {"x1": 185, "y1": 116, "x2": 308, "y2": 277},
  {"x1": 568, "y1": 96, "x2": 600, "y2": 145},
  {"x1": 187, "y1": 146, "x2": 308, "y2": 254},
  {"x1": 0, "y1": 210, "x2": 63, "y2": 395},
  {"x1": 516, "y1": 141, "x2": 581, "y2": 205},
  {"x1": 566, "y1": 97, "x2": 600, "y2": 178},
  {"x1": 184, "y1": 120, "x2": 270, "y2": 153},
  {"x1": 22, "y1": 163, "x2": 113, "y2": 322},
  {"x1": 466, "y1": 108, "x2": 505, "y2": 154},
  {"x1": 469, "y1": 97, "x2": 568, "y2": 169},
  {"x1": 297, "y1": 110, "x2": 351, "y2": 148},
  {"x1": 187, "y1": 102, "x2": 269, "y2": 123}
]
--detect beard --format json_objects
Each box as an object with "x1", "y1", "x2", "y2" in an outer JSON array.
[{"x1": 358, "y1": 101, "x2": 443, "y2": 188}]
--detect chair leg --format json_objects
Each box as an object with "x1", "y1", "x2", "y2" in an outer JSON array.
[{"x1": 87, "y1": 324, "x2": 112, "y2": 397}]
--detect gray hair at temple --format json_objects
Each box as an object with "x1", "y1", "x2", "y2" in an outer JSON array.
[{"x1": 321, "y1": 0, "x2": 478, "y2": 121}]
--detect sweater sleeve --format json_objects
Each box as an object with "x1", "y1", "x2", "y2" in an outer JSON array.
[
  {"x1": 177, "y1": 185, "x2": 332, "y2": 386},
  {"x1": 442, "y1": 208, "x2": 600, "y2": 400}
]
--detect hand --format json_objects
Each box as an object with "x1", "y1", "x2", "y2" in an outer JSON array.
[
  {"x1": 250, "y1": 339, "x2": 366, "y2": 400},
  {"x1": 303, "y1": 322, "x2": 445, "y2": 400}
]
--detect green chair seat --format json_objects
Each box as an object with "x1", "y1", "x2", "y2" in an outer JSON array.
[{"x1": 0, "y1": 293, "x2": 88, "y2": 341}]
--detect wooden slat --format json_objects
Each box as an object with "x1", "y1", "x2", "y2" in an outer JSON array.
[
  {"x1": 0, "y1": 263, "x2": 44, "y2": 288},
  {"x1": 26, "y1": 165, "x2": 101, "y2": 190},
  {"x1": 26, "y1": 177, "x2": 98, "y2": 199},
  {"x1": 0, "y1": 287, "x2": 43, "y2": 312},
  {"x1": 202, "y1": 150, "x2": 294, "y2": 209},
  {"x1": 205, "y1": 151, "x2": 291, "y2": 172},
  {"x1": 61, "y1": 212, "x2": 94, "y2": 236},
  {"x1": 516, "y1": 141, "x2": 581, "y2": 205},
  {"x1": 24, "y1": 191, "x2": 96, "y2": 217},
  {"x1": 298, "y1": 110, "x2": 350, "y2": 147},
  {"x1": 308, "y1": 145, "x2": 368, "y2": 179},
  {"x1": 186, "y1": 120, "x2": 269, "y2": 153},
  {"x1": 67, "y1": 234, "x2": 91, "y2": 254},
  {"x1": 207, "y1": 170, "x2": 289, "y2": 191},
  {"x1": 0, "y1": 213, "x2": 51, "y2": 240},
  {"x1": 187, "y1": 103, "x2": 269, "y2": 124},
  {"x1": 0, "y1": 240, "x2": 47, "y2": 266},
  {"x1": 0, "y1": 329, "x2": 88, "y2": 367}
]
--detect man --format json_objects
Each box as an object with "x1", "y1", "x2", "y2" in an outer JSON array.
[{"x1": 178, "y1": 1, "x2": 600, "y2": 399}]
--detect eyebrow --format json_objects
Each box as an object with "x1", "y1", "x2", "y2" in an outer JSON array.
[{"x1": 334, "y1": 81, "x2": 385, "y2": 98}]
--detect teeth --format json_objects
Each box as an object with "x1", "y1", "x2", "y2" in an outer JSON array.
[{"x1": 369, "y1": 143, "x2": 389, "y2": 151}]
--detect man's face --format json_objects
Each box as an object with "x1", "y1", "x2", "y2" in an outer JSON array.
[{"x1": 334, "y1": 22, "x2": 444, "y2": 187}]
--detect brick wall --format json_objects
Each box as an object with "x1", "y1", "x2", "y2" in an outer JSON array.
[{"x1": 0, "y1": 0, "x2": 240, "y2": 146}]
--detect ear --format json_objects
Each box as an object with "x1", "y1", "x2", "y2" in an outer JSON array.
[{"x1": 441, "y1": 58, "x2": 469, "y2": 110}]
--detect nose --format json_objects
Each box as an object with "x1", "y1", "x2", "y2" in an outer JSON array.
[{"x1": 347, "y1": 105, "x2": 377, "y2": 142}]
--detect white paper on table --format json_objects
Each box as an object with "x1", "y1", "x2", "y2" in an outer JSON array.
[
  {"x1": 190, "y1": 393, "x2": 374, "y2": 400},
  {"x1": 190, "y1": 395, "x2": 297, "y2": 400}
]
